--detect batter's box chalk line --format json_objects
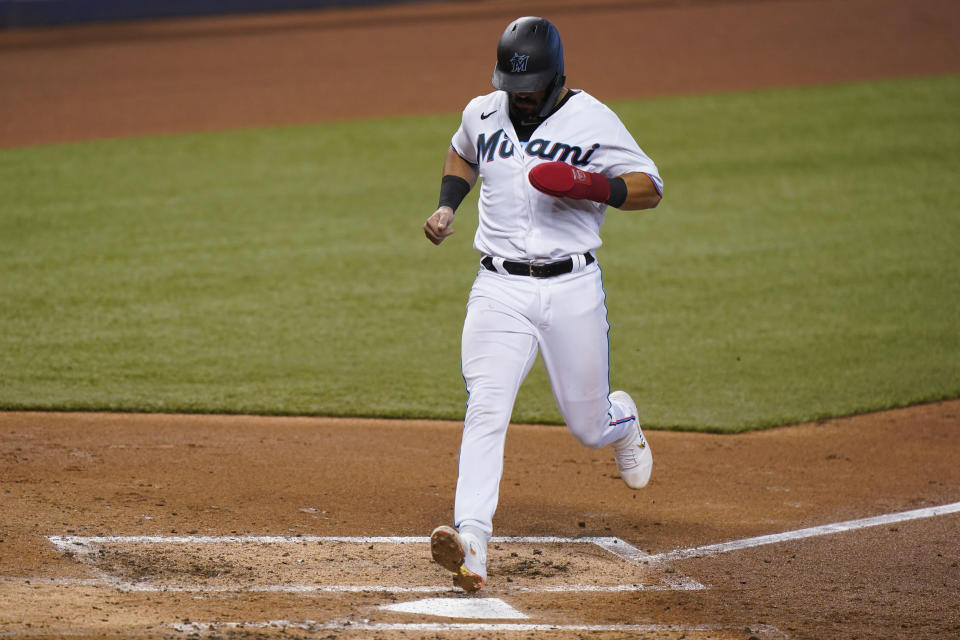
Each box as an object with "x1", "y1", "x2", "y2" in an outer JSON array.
[
  {"x1": 45, "y1": 534, "x2": 704, "y2": 594},
  {"x1": 172, "y1": 620, "x2": 790, "y2": 637},
  {"x1": 642, "y1": 501, "x2": 960, "y2": 564},
  {"x1": 45, "y1": 501, "x2": 960, "y2": 597}
]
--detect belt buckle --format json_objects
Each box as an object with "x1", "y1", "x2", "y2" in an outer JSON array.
[{"x1": 529, "y1": 261, "x2": 546, "y2": 277}]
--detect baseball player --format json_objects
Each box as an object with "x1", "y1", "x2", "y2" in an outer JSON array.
[{"x1": 423, "y1": 16, "x2": 663, "y2": 593}]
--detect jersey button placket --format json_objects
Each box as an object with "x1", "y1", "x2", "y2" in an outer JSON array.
[{"x1": 519, "y1": 140, "x2": 539, "y2": 254}]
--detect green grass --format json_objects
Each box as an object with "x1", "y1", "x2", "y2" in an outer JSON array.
[{"x1": 1, "y1": 75, "x2": 958, "y2": 431}]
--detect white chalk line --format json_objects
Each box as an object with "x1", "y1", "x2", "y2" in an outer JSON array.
[
  {"x1": 172, "y1": 620, "x2": 721, "y2": 634},
  {"x1": 171, "y1": 621, "x2": 790, "y2": 639},
  {"x1": 645, "y1": 500, "x2": 960, "y2": 564},
  {"x1": 47, "y1": 534, "x2": 648, "y2": 560},
  {"x1": 0, "y1": 576, "x2": 703, "y2": 594}
]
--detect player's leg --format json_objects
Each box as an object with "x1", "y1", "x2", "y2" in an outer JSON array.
[
  {"x1": 432, "y1": 271, "x2": 539, "y2": 591},
  {"x1": 456, "y1": 274, "x2": 539, "y2": 537},
  {"x1": 538, "y1": 267, "x2": 652, "y2": 487},
  {"x1": 538, "y1": 267, "x2": 624, "y2": 447}
]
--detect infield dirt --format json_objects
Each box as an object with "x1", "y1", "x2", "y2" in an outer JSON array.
[{"x1": 2, "y1": 1, "x2": 960, "y2": 638}]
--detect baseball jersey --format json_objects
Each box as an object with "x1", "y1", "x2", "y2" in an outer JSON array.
[{"x1": 451, "y1": 89, "x2": 663, "y2": 262}]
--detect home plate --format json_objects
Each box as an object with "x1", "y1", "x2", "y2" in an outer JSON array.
[{"x1": 380, "y1": 597, "x2": 528, "y2": 619}]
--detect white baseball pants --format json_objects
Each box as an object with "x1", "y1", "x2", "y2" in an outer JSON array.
[{"x1": 454, "y1": 262, "x2": 638, "y2": 538}]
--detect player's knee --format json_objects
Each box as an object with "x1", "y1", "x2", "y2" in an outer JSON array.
[
  {"x1": 464, "y1": 405, "x2": 511, "y2": 435},
  {"x1": 567, "y1": 420, "x2": 609, "y2": 449},
  {"x1": 463, "y1": 388, "x2": 515, "y2": 433}
]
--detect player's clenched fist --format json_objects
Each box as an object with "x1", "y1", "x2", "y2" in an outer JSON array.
[
  {"x1": 424, "y1": 206, "x2": 456, "y2": 245},
  {"x1": 528, "y1": 161, "x2": 611, "y2": 204}
]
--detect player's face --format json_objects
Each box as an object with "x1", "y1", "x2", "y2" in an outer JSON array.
[{"x1": 508, "y1": 89, "x2": 548, "y2": 119}]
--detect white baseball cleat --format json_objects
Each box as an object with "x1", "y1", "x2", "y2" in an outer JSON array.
[
  {"x1": 430, "y1": 525, "x2": 487, "y2": 593},
  {"x1": 610, "y1": 390, "x2": 653, "y2": 489}
]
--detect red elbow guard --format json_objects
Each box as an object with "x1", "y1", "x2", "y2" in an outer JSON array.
[{"x1": 529, "y1": 161, "x2": 611, "y2": 203}]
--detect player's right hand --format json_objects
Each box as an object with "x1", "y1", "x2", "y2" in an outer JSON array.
[{"x1": 424, "y1": 206, "x2": 455, "y2": 245}]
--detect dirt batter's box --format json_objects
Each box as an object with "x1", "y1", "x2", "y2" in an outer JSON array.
[{"x1": 48, "y1": 535, "x2": 704, "y2": 593}]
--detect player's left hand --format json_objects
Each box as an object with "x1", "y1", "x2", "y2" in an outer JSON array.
[
  {"x1": 528, "y1": 161, "x2": 611, "y2": 203},
  {"x1": 424, "y1": 206, "x2": 456, "y2": 245}
]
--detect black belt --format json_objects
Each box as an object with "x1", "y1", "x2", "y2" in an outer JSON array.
[{"x1": 481, "y1": 253, "x2": 595, "y2": 278}]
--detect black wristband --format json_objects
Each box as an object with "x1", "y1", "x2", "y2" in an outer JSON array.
[
  {"x1": 438, "y1": 175, "x2": 471, "y2": 211},
  {"x1": 605, "y1": 177, "x2": 627, "y2": 208}
]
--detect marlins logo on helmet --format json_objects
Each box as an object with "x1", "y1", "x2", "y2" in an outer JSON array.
[{"x1": 510, "y1": 53, "x2": 529, "y2": 73}]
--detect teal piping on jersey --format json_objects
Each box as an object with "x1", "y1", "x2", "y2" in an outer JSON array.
[
  {"x1": 644, "y1": 172, "x2": 663, "y2": 197},
  {"x1": 597, "y1": 259, "x2": 617, "y2": 426}
]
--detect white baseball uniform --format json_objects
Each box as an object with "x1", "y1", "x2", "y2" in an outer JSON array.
[{"x1": 449, "y1": 89, "x2": 662, "y2": 539}]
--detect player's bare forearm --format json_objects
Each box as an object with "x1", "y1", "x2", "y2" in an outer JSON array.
[
  {"x1": 444, "y1": 147, "x2": 479, "y2": 187},
  {"x1": 617, "y1": 172, "x2": 662, "y2": 211},
  {"x1": 424, "y1": 149, "x2": 479, "y2": 245}
]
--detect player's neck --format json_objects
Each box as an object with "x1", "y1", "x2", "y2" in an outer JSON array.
[{"x1": 510, "y1": 87, "x2": 572, "y2": 141}]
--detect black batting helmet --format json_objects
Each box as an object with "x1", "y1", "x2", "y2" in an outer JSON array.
[{"x1": 492, "y1": 17, "x2": 565, "y2": 95}]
